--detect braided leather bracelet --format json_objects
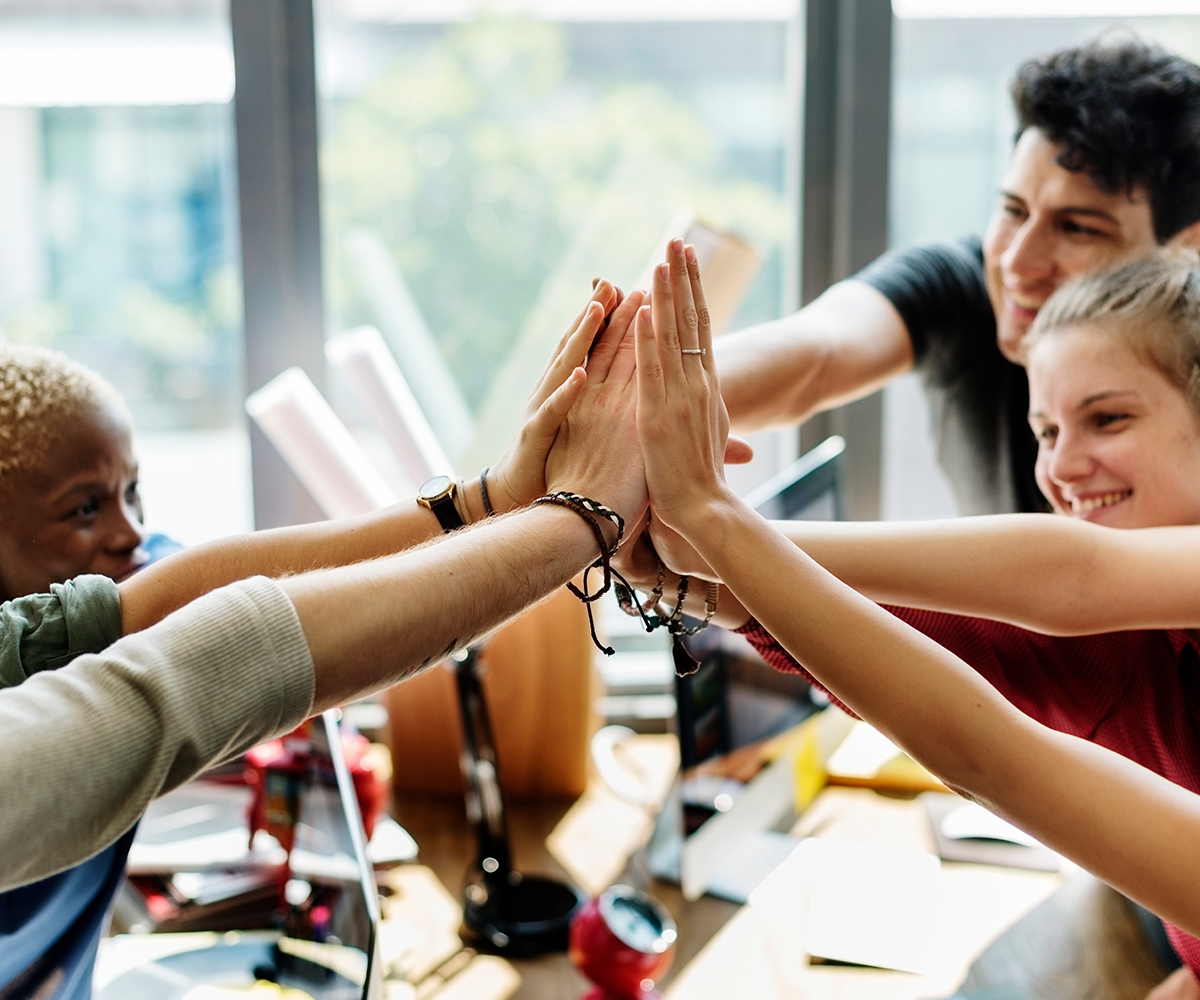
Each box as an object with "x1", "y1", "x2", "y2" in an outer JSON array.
[{"x1": 532, "y1": 491, "x2": 629, "y2": 655}]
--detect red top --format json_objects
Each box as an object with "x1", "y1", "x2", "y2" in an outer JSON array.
[{"x1": 737, "y1": 608, "x2": 1200, "y2": 975}]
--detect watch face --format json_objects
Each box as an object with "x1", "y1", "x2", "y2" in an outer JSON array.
[{"x1": 420, "y1": 475, "x2": 453, "y2": 500}]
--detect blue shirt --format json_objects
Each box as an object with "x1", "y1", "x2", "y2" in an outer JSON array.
[{"x1": 0, "y1": 533, "x2": 183, "y2": 999}]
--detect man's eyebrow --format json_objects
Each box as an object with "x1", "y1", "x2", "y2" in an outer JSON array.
[{"x1": 999, "y1": 190, "x2": 1121, "y2": 225}]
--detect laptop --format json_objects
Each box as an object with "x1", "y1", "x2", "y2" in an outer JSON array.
[{"x1": 96, "y1": 710, "x2": 383, "y2": 1000}]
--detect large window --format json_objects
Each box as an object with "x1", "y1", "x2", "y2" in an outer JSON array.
[
  {"x1": 316, "y1": 2, "x2": 793, "y2": 487},
  {"x1": 0, "y1": 0, "x2": 249, "y2": 543}
]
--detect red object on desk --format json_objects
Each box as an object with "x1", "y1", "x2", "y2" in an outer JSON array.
[
  {"x1": 245, "y1": 721, "x2": 387, "y2": 852},
  {"x1": 569, "y1": 885, "x2": 677, "y2": 1000}
]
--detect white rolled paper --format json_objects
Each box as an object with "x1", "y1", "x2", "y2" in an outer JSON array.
[
  {"x1": 245, "y1": 367, "x2": 398, "y2": 519},
  {"x1": 325, "y1": 326, "x2": 454, "y2": 483}
]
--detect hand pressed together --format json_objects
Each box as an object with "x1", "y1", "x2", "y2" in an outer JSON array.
[
  {"x1": 544, "y1": 287, "x2": 648, "y2": 534},
  {"x1": 486, "y1": 279, "x2": 624, "y2": 514},
  {"x1": 635, "y1": 238, "x2": 739, "y2": 534}
]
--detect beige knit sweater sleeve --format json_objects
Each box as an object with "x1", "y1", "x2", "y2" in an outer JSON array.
[{"x1": 0, "y1": 576, "x2": 315, "y2": 890}]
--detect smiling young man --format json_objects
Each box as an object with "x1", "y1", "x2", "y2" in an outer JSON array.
[{"x1": 716, "y1": 38, "x2": 1200, "y2": 515}]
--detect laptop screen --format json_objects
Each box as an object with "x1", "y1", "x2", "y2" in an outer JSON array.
[{"x1": 96, "y1": 711, "x2": 382, "y2": 1000}]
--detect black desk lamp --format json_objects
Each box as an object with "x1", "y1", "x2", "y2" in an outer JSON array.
[{"x1": 453, "y1": 646, "x2": 585, "y2": 955}]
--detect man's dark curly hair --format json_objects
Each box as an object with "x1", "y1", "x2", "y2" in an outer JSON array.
[{"x1": 1013, "y1": 38, "x2": 1200, "y2": 243}]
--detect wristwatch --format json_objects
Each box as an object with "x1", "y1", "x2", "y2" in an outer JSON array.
[{"x1": 417, "y1": 475, "x2": 464, "y2": 533}]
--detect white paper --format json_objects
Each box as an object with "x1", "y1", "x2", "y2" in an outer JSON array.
[
  {"x1": 750, "y1": 836, "x2": 944, "y2": 980},
  {"x1": 826, "y1": 721, "x2": 902, "y2": 778}
]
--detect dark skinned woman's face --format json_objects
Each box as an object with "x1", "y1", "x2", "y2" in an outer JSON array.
[{"x1": 0, "y1": 402, "x2": 146, "y2": 601}]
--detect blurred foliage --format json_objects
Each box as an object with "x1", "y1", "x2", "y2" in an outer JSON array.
[
  {"x1": 324, "y1": 17, "x2": 784, "y2": 403},
  {"x1": 1, "y1": 300, "x2": 73, "y2": 346}
]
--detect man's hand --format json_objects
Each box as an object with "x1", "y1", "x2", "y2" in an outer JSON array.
[
  {"x1": 544, "y1": 288, "x2": 648, "y2": 536},
  {"x1": 486, "y1": 280, "x2": 623, "y2": 514}
]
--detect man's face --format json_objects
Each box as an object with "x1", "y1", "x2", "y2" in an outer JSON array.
[
  {"x1": 0, "y1": 402, "x2": 147, "y2": 601},
  {"x1": 983, "y1": 128, "x2": 1160, "y2": 363}
]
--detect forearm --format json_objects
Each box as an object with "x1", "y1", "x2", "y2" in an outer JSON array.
[
  {"x1": 119, "y1": 497, "x2": 467, "y2": 633},
  {"x1": 685, "y1": 499, "x2": 1200, "y2": 937},
  {"x1": 280, "y1": 504, "x2": 608, "y2": 709},
  {"x1": 716, "y1": 281, "x2": 911, "y2": 434},
  {"x1": 776, "y1": 515, "x2": 1200, "y2": 634}
]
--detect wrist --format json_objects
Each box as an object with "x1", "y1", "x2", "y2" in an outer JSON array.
[{"x1": 456, "y1": 477, "x2": 489, "y2": 525}]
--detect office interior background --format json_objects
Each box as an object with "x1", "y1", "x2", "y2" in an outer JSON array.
[{"x1": 0, "y1": 0, "x2": 1196, "y2": 544}]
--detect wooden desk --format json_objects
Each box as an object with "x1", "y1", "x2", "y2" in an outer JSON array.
[
  {"x1": 389, "y1": 792, "x2": 739, "y2": 998},
  {"x1": 389, "y1": 787, "x2": 1170, "y2": 1000},
  {"x1": 665, "y1": 788, "x2": 1170, "y2": 1000}
]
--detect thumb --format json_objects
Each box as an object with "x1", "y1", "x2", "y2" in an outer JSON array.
[{"x1": 725, "y1": 435, "x2": 755, "y2": 465}]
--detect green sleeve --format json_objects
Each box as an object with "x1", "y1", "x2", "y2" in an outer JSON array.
[{"x1": 0, "y1": 575, "x2": 124, "y2": 689}]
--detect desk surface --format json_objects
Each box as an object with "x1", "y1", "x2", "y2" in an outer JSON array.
[{"x1": 391, "y1": 787, "x2": 1170, "y2": 1000}]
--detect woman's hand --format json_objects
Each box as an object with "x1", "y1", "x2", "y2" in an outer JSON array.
[
  {"x1": 486, "y1": 279, "x2": 624, "y2": 513},
  {"x1": 635, "y1": 239, "x2": 738, "y2": 531}
]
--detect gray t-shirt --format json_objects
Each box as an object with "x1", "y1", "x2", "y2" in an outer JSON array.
[
  {"x1": 0, "y1": 574, "x2": 123, "y2": 689},
  {"x1": 856, "y1": 237, "x2": 1049, "y2": 516}
]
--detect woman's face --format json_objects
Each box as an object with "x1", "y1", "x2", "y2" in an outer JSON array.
[
  {"x1": 0, "y1": 401, "x2": 146, "y2": 601},
  {"x1": 1027, "y1": 324, "x2": 1200, "y2": 529}
]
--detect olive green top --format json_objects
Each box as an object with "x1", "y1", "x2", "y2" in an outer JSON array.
[{"x1": 0, "y1": 574, "x2": 123, "y2": 689}]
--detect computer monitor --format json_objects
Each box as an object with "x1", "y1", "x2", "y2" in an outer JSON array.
[
  {"x1": 676, "y1": 435, "x2": 845, "y2": 774},
  {"x1": 96, "y1": 711, "x2": 383, "y2": 1000}
]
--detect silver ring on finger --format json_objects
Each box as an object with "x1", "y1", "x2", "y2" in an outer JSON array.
[{"x1": 681, "y1": 348, "x2": 706, "y2": 355}]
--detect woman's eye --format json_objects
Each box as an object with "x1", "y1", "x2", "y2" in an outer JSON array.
[
  {"x1": 70, "y1": 497, "x2": 99, "y2": 519},
  {"x1": 1095, "y1": 413, "x2": 1131, "y2": 429},
  {"x1": 1033, "y1": 426, "x2": 1056, "y2": 443}
]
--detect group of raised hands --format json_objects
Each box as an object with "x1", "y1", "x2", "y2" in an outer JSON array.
[{"x1": 499, "y1": 236, "x2": 738, "y2": 591}]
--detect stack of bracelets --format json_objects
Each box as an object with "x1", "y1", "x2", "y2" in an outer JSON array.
[{"x1": 530, "y1": 490, "x2": 718, "y2": 676}]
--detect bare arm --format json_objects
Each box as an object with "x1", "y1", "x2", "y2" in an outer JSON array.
[
  {"x1": 716, "y1": 280, "x2": 912, "y2": 434},
  {"x1": 119, "y1": 280, "x2": 637, "y2": 635},
  {"x1": 645, "y1": 508, "x2": 1200, "y2": 636},
  {"x1": 772, "y1": 515, "x2": 1200, "y2": 634},
  {"x1": 0, "y1": 301, "x2": 646, "y2": 889},
  {"x1": 636, "y1": 239, "x2": 1200, "y2": 941}
]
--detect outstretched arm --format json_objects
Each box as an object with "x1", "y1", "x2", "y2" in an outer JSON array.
[
  {"x1": 636, "y1": 237, "x2": 1200, "y2": 942},
  {"x1": 716, "y1": 280, "x2": 912, "y2": 433},
  {"x1": 0, "y1": 302, "x2": 646, "y2": 890},
  {"x1": 119, "y1": 280, "x2": 636, "y2": 635},
  {"x1": 647, "y1": 511, "x2": 1200, "y2": 636}
]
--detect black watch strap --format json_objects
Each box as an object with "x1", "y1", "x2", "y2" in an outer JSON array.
[{"x1": 418, "y1": 476, "x2": 464, "y2": 533}]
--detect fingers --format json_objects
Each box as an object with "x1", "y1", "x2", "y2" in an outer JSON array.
[
  {"x1": 529, "y1": 298, "x2": 605, "y2": 412},
  {"x1": 588, "y1": 289, "x2": 644, "y2": 383},
  {"x1": 681, "y1": 242, "x2": 723, "y2": 455},
  {"x1": 634, "y1": 303, "x2": 664, "y2": 412},
  {"x1": 668, "y1": 239, "x2": 702, "y2": 356},
  {"x1": 525, "y1": 365, "x2": 587, "y2": 456},
  {"x1": 683, "y1": 244, "x2": 714, "y2": 362},
  {"x1": 650, "y1": 260, "x2": 687, "y2": 397}
]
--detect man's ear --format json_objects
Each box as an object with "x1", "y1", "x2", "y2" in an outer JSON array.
[{"x1": 1167, "y1": 217, "x2": 1200, "y2": 250}]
